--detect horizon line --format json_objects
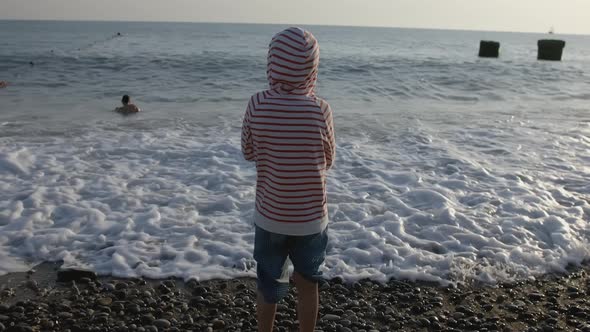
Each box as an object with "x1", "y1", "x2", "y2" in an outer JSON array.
[{"x1": 0, "y1": 18, "x2": 588, "y2": 37}]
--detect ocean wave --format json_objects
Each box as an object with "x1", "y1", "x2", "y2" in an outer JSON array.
[{"x1": 2, "y1": 47, "x2": 589, "y2": 107}]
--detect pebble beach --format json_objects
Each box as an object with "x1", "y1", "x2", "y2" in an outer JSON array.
[{"x1": 1, "y1": 263, "x2": 590, "y2": 332}]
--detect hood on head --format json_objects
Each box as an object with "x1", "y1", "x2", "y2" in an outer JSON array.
[{"x1": 267, "y1": 27, "x2": 320, "y2": 96}]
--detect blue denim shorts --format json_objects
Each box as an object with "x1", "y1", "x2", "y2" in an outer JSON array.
[{"x1": 254, "y1": 225, "x2": 328, "y2": 304}]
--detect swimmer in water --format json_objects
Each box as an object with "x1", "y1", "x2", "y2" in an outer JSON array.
[
  {"x1": 115, "y1": 95, "x2": 141, "y2": 114},
  {"x1": 0, "y1": 81, "x2": 7, "y2": 88}
]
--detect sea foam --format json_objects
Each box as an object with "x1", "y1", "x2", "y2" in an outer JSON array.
[{"x1": 0, "y1": 111, "x2": 588, "y2": 285}]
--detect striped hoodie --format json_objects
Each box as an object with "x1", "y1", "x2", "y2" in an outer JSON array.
[{"x1": 241, "y1": 27, "x2": 335, "y2": 236}]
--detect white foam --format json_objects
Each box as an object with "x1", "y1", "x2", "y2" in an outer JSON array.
[
  {"x1": 0, "y1": 111, "x2": 588, "y2": 285},
  {"x1": 0, "y1": 149, "x2": 34, "y2": 176}
]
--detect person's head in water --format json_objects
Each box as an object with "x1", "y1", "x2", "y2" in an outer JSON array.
[{"x1": 115, "y1": 94, "x2": 140, "y2": 113}]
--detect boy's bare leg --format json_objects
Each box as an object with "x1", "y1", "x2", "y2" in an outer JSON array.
[
  {"x1": 293, "y1": 272, "x2": 319, "y2": 332},
  {"x1": 257, "y1": 291, "x2": 277, "y2": 332}
]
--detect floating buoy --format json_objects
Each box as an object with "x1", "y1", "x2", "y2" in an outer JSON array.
[
  {"x1": 537, "y1": 39, "x2": 566, "y2": 61},
  {"x1": 479, "y1": 41, "x2": 500, "y2": 58}
]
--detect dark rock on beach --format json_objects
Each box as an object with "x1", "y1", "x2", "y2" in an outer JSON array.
[
  {"x1": 0, "y1": 262, "x2": 590, "y2": 331},
  {"x1": 56, "y1": 269, "x2": 98, "y2": 282}
]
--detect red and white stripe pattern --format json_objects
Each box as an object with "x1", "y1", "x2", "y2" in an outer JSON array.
[{"x1": 242, "y1": 27, "x2": 335, "y2": 236}]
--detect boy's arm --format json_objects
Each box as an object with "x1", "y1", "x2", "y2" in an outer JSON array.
[
  {"x1": 241, "y1": 99, "x2": 256, "y2": 162},
  {"x1": 321, "y1": 101, "x2": 336, "y2": 170}
]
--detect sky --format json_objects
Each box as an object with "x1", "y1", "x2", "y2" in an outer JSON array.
[{"x1": 1, "y1": 0, "x2": 589, "y2": 35}]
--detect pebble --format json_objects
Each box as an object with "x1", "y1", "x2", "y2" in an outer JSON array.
[
  {"x1": 40, "y1": 319, "x2": 54, "y2": 328},
  {"x1": 12, "y1": 306, "x2": 24, "y2": 313},
  {"x1": 97, "y1": 297, "x2": 113, "y2": 306},
  {"x1": 116, "y1": 282, "x2": 129, "y2": 290},
  {"x1": 104, "y1": 283, "x2": 117, "y2": 292},
  {"x1": 114, "y1": 290, "x2": 127, "y2": 299},
  {"x1": 25, "y1": 280, "x2": 39, "y2": 291},
  {"x1": 141, "y1": 314, "x2": 156, "y2": 324},
  {"x1": 193, "y1": 286, "x2": 209, "y2": 296},
  {"x1": 158, "y1": 284, "x2": 171, "y2": 294},
  {"x1": 112, "y1": 302, "x2": 125, "y2": 311},
  {"x1": 144, "y1": 325, "x2": 158, "y2": 332},
  {"x1": 418, "y1": 317, "x2": 430, "y2": 326},
  {"x1": 14, "y1": 324, "x2": 33, "y2": 332},
  {"x1": 128, "y1": 304, "x2": 141, "y2": 314},
  {"x1": 153, "y1": 319, "x2": 171, "y2": 329},
  {"x1": 323, "y1": 314, "x2": 341, "y2": 321},
  {"x1": 212, "y1": 319, "x2": 226, "y2": 330},
  {"x1": 452, "y1": 312, "x2": 465, "y2": 319},
  {"x1": 506, "y1": 303, "x2": 520, "y2": 311},
  {"x1": 98, "y1": 305, "x2": 111, "y2": 313},
  {"x1": 59, "y1": 312, "x2": 74, "y2": 319},
  {"x1": 496, "y1": 295, "x2": 508, "y2": 303},
  {"x1": 545, "y1": 317, "x2": 558, "y2": 325}
]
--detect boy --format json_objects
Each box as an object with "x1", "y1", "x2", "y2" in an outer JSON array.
[
  {"x1": 115, "y1": 95, "x2": 141, "y2": 114},
  {"x1": 241, "y1": 27, "x2": 336, "y2": 332}
]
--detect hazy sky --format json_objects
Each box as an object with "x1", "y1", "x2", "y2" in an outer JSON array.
[{"x1": 1, "y1": 0, "x2": 589, "y2": 34}]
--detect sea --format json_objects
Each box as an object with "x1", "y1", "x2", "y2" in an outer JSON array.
[{"x1": 0, "y1": 20, "x2": 589, "y2": 284}]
